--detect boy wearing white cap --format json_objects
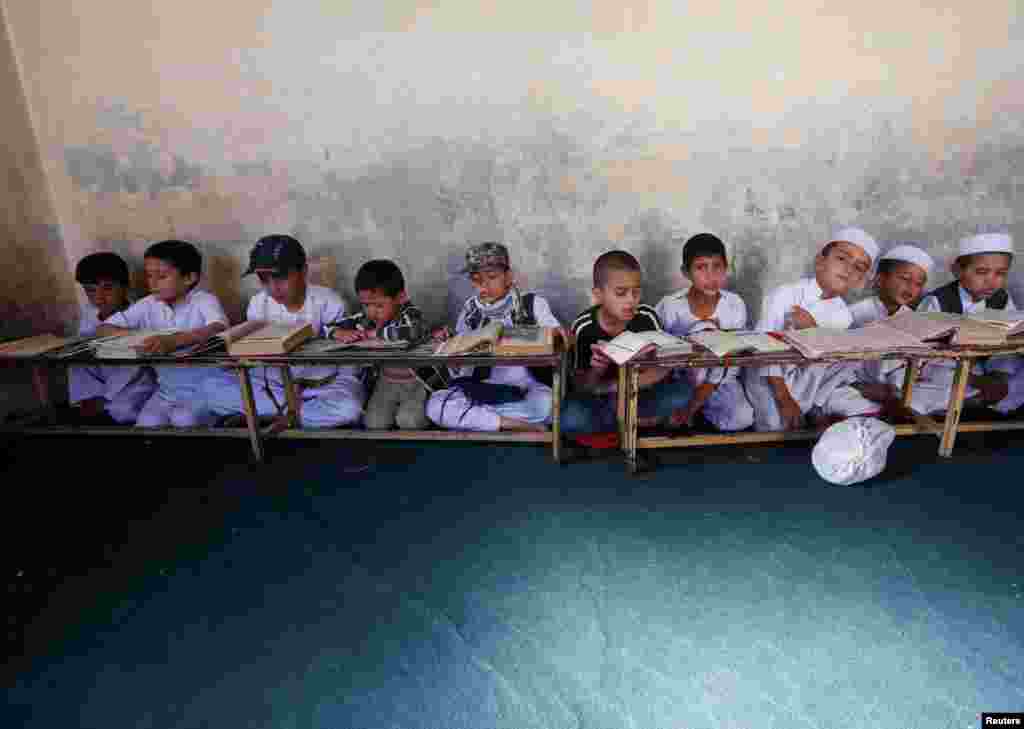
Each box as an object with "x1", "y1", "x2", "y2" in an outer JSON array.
[
  {"x1": 745, "y1": 227, "x2": 882, "y2": 431},
  {"x1": 848, "y1": 243, "x2": 935, "y2": 405},
  {"x1": 912, "y1": 232, "x2": 1024, "y2": 415}
]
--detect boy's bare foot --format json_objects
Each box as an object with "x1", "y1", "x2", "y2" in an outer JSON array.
[{"x1": 498, "y1": 416, "x2": 547, "y2": 432}]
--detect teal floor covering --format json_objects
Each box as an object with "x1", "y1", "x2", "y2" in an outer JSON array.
[{"x1": 2, "y1": 430, "x2": 1022, "y2": 729}]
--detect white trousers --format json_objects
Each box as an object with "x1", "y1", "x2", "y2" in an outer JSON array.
[
  {"x1": 202, "y1": 368, "x2": 364, "y2": 429},
  {"x1": 68, "y1": 364, "x2": 156, "y2": 424},
  {"x1": 745, "y1": 363, "x2": 878, "y2": 432},
  {"x1": 137, "y1": 385, "x2": 216, "y2": 428},
  {"x1": 680, "y1": 367, "x2": 754, "y2": 431},
  {"x1": 911, "y1": 355, "x2": 1024, "y2": 415},
  {"x1": 426, "y1": 366, "x2": 552, "y2": 432}
]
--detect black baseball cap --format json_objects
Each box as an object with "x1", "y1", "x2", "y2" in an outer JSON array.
[{"x1": 243, "y1": 235, "x2": 307, "y2": 277}]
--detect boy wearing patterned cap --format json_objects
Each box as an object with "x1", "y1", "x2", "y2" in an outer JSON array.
[
  {"x1": 912, "y1": 232, "x2": 1024, "y2": 415},
  {"x1": 744, "y1": 227, "x2": 882, "y2": 431},
  {"x1": 426, "y1": 242, "x2": 563, "y2": 432}
]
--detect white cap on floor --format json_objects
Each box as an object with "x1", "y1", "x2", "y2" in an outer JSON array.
[
  {"x1": 958, "y1": 232, "x2": 1014, "y2": 258},
  {"x1": 812, "y1": 417, "x2": 896, "y2": 486},
  {"x1": 880, "y1": 244, "x2": 935, "y2": 274},
  {"x1": 828, "y1": 227, "x2": 880, "y2": 264}
]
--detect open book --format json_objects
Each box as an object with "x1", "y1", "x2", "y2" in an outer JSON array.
[
  {"x1": 779, "y1": 324, "x2": 930, "y2": 359},
  {"x1": 226, "y1": 321, "x2": 315, "y2": 356},
  {"x1": 434, "y1": 323, "x2": 561, "y2": 357},
  {"x1": 963, "y1": 309, "x2": 1024, "y2": 336},
  {"x1": 687, "y1": 330, "x2": 792, "y2": 358},
  {"x1": 591, "y1": 331, "x2": 694, "y2": 366},
  {"x1": 880, "y1": 311, "x2": 1009, "y2": 346},
  {"x1": 93, "y1": 329, "x2": 184, "y2": 359}
]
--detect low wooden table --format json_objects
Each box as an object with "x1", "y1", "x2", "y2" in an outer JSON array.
[
  {"x1": 617, "y1": 343, "x2": 1024, "y2": 474},
  {"x1": 2, "y1": 341, "x2": 570, "y2": 464}
]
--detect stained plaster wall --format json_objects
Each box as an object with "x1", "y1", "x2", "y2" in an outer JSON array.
[
  {"x1": 0, "y1": 4, "x2": 78, "y2": 415},
  {"x1": 3, "y1": 0, "x2": 1024, "y2": 333}
]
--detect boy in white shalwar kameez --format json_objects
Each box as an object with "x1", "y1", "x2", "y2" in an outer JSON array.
[
  {"x1": 203, "y1": 235, "x2": 365, "y2": 429},
  {"x1": 848, "y1": 244, "x2": 934, "y2": 407},
  {"x1": 745, "y1": 227, "x2": 882, "y2": 431},
  {"x1": 97, "y1": 240, "x2": 229, "y2": 428},
  {"x1": 911, "y1": 232, "x2": 1024, "y2": 416},
  {"x1": 68, "y1": 252, "x2": 156, "y2": 424},
  {"x1": 655, "y1": 233, "x2": 754, "y2": 431}
]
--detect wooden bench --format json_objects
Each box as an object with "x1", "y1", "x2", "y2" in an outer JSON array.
[
  {"x1": 616, "y1": 343, "x2": 1024, "y2": 474},
  {"x1": 2, "y1": 341, "x2": 570, "y2": 464}
]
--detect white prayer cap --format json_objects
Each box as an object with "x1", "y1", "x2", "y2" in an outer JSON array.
[
  {"x1": 957, "y1": 232, "x2": 1014, "y2": 258},
  {"x1": 827, "y1": 227, "x2": 880, "y2": 264},
  {"x1": 812, "y1": 417, "x2": 896, "y2": 486},
  {"x1": 880, "y1": 244, "x2": 935, "y2": 274}
]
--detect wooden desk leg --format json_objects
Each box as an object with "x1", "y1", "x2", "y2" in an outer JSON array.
[
  {"x1": 236, "y1": 367, "x2": 264, "y2": 462},
  {"x1": 900, "y1": 358, "x2": 917, "y2": 409},
  {"x1": 31, "y1": 364, "x2": 56, "y2": 424},
  {"x1": 551, "y1": 359, "x2": 562, "y2": 464},
  {"x1": 939, "y1": 358, "x2": 971, "y2": 458},
  {"x1": 279, "y1": 366, "x2": 302, "y2": 429},
  {"x1": 625, "y1": 366, "x2": 640, "y2": 475},
  {"x1": 616, "y1": 365, "x2": 627, "y2": 440}
]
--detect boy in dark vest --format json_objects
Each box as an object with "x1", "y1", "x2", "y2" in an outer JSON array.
[
  {"x1": 426, "y1": 242, "x2": 564, "y2": 432},
  {"x1": 913, "y1": 232, "x2": 1024, "y2": 415}
]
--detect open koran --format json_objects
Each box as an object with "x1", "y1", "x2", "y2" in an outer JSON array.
[
  {"x1": 494, "y1": 326, "x2": 560, "y2": 356},
  {"x1": 880, "y1": 311, "x2": 1009, "y2": 346},
  {"x1": 963, "y1": 309, "x2": 1024, "y2": 336},
  {"x1": 93, "y1": 329, "x2": 183, "y2": 359},
  {"x1": 780, "y1": 324, "x2": 930, "y2": 359},
  {"x1": 434, "y1": 321, "x2": 504, "y2": 355},
  {"x1": 591, "y1": 331, "x2": 694, "y2": 365},
  {"x1": 226, "y1": 321, "x2": 315, "y2": 356},
  {"x1": 687, "y1": 330, "x2": 791, "y2": 358}
]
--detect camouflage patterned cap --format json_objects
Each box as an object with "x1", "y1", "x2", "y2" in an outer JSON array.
[{"x1": 461, "y1": 242, "x2": 510, "y2": 274}]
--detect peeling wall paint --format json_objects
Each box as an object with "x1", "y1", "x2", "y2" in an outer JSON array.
[{"x1": 2, "y1": 0, "x2": 1023, "y2": 333}]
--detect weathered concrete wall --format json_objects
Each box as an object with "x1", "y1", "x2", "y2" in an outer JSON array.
[
  {"x1": 3, "y1": 0, "x2": 1024, "y2": 328},
  {"x1": 0, "y1": 3, "x2": 78, "y2": 415}
]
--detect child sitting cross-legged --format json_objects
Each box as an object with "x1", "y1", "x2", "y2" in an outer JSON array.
[{"x1": 561, "y1": 250, "x2": 693, "y2": 439}]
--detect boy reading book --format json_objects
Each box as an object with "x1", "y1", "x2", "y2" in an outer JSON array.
[
  {"x1": 325, "y1": 259, "x2": 431, "y2": 430},
  {"x1": 65, "y1": 252, "x2": 156, "y2": 424},
  {"x1": 426, "y1": 242, "x2": 562, "y2": 432},
  {"x1": 96, "y1": 240, "x2": 227, "y2": 428},
  {"x1": 848, "y1": 243, "x2": 934, "y2": 407},
  {"x1": 655, "y1": 233, "x2": 754, "y2": 431},
  {"x1": 744, "y1": 228, "x2": 881, "y2": 431},
  {"x1": 202, "y1": 235, "x2": 364, "y2": 428},
  {"x1": 911, "y1": 232, "x2": 1024, "y2": 415},
  {"x1": 561, "y1": 250, "x2": 693, "y2": 436}
]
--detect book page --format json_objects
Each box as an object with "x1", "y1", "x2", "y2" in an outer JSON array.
[
  {"x1": 879, "y1": 311, "x2": 962, "y2": 341},
  {"x1": 965, "y1": 309, "x2": 1024, "y2": 334},
  {"x1": 593, "y1": 332, "x2": 657, "y2": 365},
  {"x1": 782, "y1": 325, "x2": 927, "y2": 359},
  {"x1": 435, "y1": 321, "x2": 503, "y2": 355},
  {"x1": 237, "y1": 322, "x2": 309, "y2": 341},
  {"x1": 688, "y1": 330, "x2": 790, "y2": 357}
]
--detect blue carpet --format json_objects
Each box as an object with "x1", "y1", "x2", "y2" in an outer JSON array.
[{"x1": 2, "y1": 432, "x2": 1022, "y2": 728}]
